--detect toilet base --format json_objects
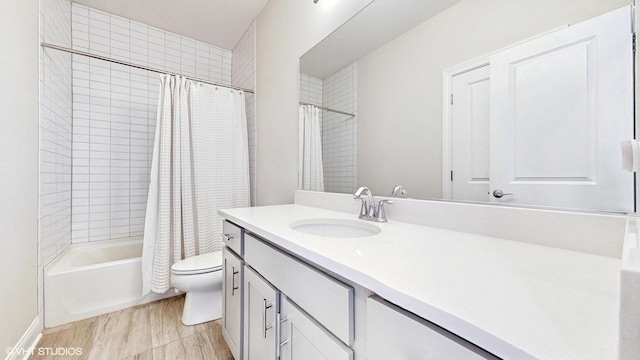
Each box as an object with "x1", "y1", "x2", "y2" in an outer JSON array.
[{"x1": 181, "y1": 287, "x2": 222, "y2": 326}]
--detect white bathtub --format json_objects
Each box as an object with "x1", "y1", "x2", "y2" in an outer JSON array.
[{"x1": 44, "y1": 239, "x2": 175, "y2": 328}]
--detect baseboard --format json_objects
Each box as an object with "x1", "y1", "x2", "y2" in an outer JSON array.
[{"x1": 4, "y1": 316, "x2": 42, "y2": 360}]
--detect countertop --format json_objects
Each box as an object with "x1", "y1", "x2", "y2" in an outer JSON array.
[{"x1": 219, "y1": 204, "x2": 621, "y2": 360}]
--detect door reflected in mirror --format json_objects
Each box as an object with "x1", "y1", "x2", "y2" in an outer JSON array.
[{"x1": 299, "y1": 0, "x2": 634, "y2": 213}]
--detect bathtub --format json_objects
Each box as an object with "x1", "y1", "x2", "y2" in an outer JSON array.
[{"x1": 44, "y1": 239, "x2": 175, "y2": 328}]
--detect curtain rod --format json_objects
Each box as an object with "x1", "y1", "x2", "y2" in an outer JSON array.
[
  {"x1": 41, "y1": 42, "x2": 255, "y2": 94},
  {"x1": 299, "y1": 102, "x2": 355, "y2": 117}
]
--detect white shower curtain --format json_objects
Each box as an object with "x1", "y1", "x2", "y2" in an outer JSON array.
[
  {"x1": 298, "y1": 105, "x2": 324, "y2": 191},
  {"x1": 142, "y1": 75, "x2": 249, "y2": 295}
]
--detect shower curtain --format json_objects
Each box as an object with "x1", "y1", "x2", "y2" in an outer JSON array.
[
  {"x1": 298, "y1": 105, "x2": 324, "y2": 191},
  {"x1": 142, "y1": 75, "x2": 249, "y2": 295}
]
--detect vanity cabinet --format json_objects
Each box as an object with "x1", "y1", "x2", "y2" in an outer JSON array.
[
  {"x1": 367, "y1": 296, "x2": 499, "y2": 360},
  {"x1": 231, "y1": 231, "x2": 354, "y2": 360},
  {"x1": 222, "y1": 220, "x2": 245, "y2": 360},
  {"x1": 244, "y1": 233, "x2": 354, "y2": 345},
  {"x1": 222, "y1": 247, "x2": 243, "y2": 360},
  {"x1": 243, "y1": 266, "x2": 279, "y2": 360},
  {"x1": 279, "y1": 295, "x2": 353, "y2": 360},
  {"x1": 222, "y1": 219, "x2": 497, "y2": 360}
]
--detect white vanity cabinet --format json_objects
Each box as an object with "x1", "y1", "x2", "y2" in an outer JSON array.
[
  {"x1": 279, "y1": 295, "x2": 353, "y2": 360},
  {"x1": 222, "y1": 219, "x2": 498, "y2": 360},
  {"x1": 244, "y1": 266, "x2": 279, "y2": 360},
  {"x1": 222, "y1": 220, "x2": 245, "y2": 360},
  {"x1": 222, "y1": 247, "x2": 243, "y2": 360},
  {"x1": 367, "y1": 296, "x2": 499, "y2": 360},
  {"x1": 240, "y1": 231, "x2": 355, "y2": 360}
]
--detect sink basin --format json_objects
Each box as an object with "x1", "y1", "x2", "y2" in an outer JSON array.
[{"x1": 289, "y1": 218, "x2": 381, "y2": 238}]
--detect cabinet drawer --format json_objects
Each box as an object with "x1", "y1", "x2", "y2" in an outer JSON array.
[
  {"x1": 223, "y1": 220, "x2": 243, "y2": 256},
  {"x1": 245, "y1": 233, "x2": 354, "y2": 345},
  {"x1": 367, "y1": 296, "x2": 499, "y2": 360}
]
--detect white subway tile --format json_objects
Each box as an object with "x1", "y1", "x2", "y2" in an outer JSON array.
[{"x1": 70, "y1": 6, "x2": 240, "y2": 242}]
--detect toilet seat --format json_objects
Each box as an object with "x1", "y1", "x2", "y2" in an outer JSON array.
[{"x1": 171, "y1": 251, "x2": 223, "y2": 275}]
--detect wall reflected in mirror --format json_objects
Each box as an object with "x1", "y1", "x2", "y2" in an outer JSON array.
[{"x1": 298, "y1": 0, "x2": 634, "y2": 213}]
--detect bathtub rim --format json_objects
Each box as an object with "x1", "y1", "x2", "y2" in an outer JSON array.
[{"x1": 45, "y1": 238, "x2": 144, "y2": 276}]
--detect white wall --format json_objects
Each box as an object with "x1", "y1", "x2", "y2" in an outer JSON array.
[
  {"x1": 255, "y1": 0, "x2": 373, "y2": 205},
  {"x1": 357, "y1": 0, "x2": 630, "y2": 199},
  {"x1": 0, "y1": 0, "x2": 40, "y2": 352},
  {"x1": 233, "y1": 21, "x2": 258, "y2": 206}
]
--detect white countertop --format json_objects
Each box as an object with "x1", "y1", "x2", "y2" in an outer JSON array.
[{"x1": 220, "y1": 204, "x2": 621, "y2": 360}]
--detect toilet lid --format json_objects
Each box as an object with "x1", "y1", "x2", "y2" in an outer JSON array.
[{"x1": 171, "y1": 251, "x2": 223, "y2": 274}]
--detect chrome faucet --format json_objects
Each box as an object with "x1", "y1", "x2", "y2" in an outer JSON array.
[{"x1": 353, "y1": 186, "x2": 393, "y2": 222}]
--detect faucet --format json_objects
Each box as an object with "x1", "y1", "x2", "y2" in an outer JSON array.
[
  {"x1": 353, "y1": 186, "x2": 393, "y2": 222},
  {"x1": 353, "y1": 186, "x2": 375, "y2": 218}
]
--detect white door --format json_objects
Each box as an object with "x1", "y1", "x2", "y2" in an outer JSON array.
[
  {"x1": 222, "y1": 247, "x2": 243, "y2": 360},
  {"x1": 279, "y1": 295, "x2": 352, "y2": 360},
  {"x1": 243, "y1": 267, "x2": 278, "y2": 360},
  {"x1": 451, "y1": 65, "x2": 491, "y2": 201},
  {"x1": 489, "y1": 6, "x2": 634, "y2": 211}
]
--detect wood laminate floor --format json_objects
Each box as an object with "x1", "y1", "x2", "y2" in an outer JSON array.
[{"x1": 31, "y1": 295, "x2": 234, "y2": 360}]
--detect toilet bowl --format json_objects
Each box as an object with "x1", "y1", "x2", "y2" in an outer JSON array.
[{"x1": 171, "y1": 251, "x2": 223, "y2": 325}]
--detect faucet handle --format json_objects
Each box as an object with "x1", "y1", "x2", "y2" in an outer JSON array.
[
  {"x1": 356, "y1": 198, "x2": 368, "y2": 219},
  {"x1": 376, "y1": 199, "x2": 394, "y2": 222},
  {"x1": 390, "y1": 185, "x2": 406, "y2": 198}
]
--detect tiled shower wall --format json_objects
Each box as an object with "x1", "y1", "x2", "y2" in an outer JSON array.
[
  {"x1": 39, "y1": 0, "x2": 72, "y2": 316},
  {"x1": 233, "y1": 21, "x2": 257, "y2": 206},
  {"x1": 299, "y1": 63, "x2": 357, "y2": 194},
  {"x1": 322, "y1": 63, "x2": 357, "y2": 194},
  {"x1": 300, "y1": 73, "x2": 323, "y2": 106},
  {"x1": 70, "y1": 4, "x2": 233, "y2": 242}
]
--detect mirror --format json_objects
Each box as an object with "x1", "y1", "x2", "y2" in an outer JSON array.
[{"x1": 299, "y1": 0, "x2": 634, "y2": 213}]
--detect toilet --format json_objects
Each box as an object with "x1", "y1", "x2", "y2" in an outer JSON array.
[{"x1": 171, "y1": 251, "x2": 223, "y2": 326}]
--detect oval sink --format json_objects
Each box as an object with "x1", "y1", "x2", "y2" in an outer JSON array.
[{"x1": 289, "y1": 218, "x2": 381, "y2": 238}]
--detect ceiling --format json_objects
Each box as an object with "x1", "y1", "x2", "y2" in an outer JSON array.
[
  {"x1": 73, "y1": 0, "x2": 269, "y2": 50},
  {"x1": 300, "y1": 0, "x2": 463, "y2": 78}
]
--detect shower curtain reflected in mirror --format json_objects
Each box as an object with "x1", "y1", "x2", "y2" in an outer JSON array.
[
  {"x1": 298, "y1": 104, "x2": 325, "y2": 192},
  {"x1": 142, "y1": 75, "x2": 249, "y2": 295}
]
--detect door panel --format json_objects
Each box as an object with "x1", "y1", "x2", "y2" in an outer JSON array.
[
  {"x1": 490, "y1": 6, "x2": 633, "y2": 211},
  {"x1": 222, "y1": 247, "x2": 243, "y2": 360},
  {"x1": 279, "y1": 296, "x2": 352, "y2": 360},
  {"x1": 243, "y1": 266, "x2": 278, "y2": 360},
  {"x1": 451, "y1": 65, "x2": 491, "y2": 201}
]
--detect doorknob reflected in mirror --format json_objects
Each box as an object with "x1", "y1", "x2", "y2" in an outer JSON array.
[{"x1": 492, "y1": 189, "x2": 513, "y2": 198}]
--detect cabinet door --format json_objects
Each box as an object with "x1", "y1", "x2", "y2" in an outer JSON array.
[
  {"x1": 279, "y1": 295, "x2": 352, "y2": 360},
  {"x1": 244, "y1": 266, "x2": 278, "y2": 360},
  {"x1": 367, "y1": 296, "x2": 498, "y2": 360},
  {"x1": 223, "y1": 247, "x2": 243, "y2": 360}
]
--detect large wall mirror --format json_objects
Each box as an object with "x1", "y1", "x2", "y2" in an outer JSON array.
[{"x1": 298, "y1": 0, "x2": 635, "y2": 213}]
